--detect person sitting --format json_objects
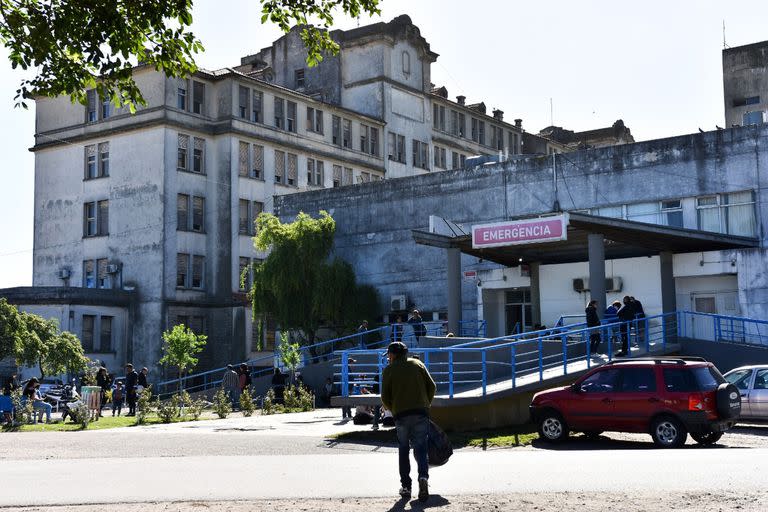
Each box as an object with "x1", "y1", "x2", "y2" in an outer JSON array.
[
  {"x1": 22, "y1": 378, "x2": 52, "y2": 424},
  {"x1": 353, "y1": 387, "x2": 374, "y2": 425}
]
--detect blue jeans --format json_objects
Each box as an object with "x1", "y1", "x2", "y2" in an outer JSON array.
[
  {"x1": 395, "y1": 414, "x2": 429, "y2": 489},
  {"x1": 32, "y1": 400, "x2": 52, "y2": 423}
]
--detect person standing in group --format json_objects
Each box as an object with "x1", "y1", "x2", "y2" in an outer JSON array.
[
  {"x1": 138, "y1": 367, "x2": 149, "y2": 392},
  {"x1": 408, "y1": 310, "x2": 427, "y2": 345},
  {"x1": 357, "y1": 320, "x2": 369, "y2": 349},
  {"x1": 125, "y1": 364, "x2": 139, "y2": 416},
  {"x1": 222, "y1": 365, "x2": 240, "y2": 409},
  {"x1": 239, "y1": 363, "x2": 251, "y2": 394},
  {"x1": 616, "y1": 296, "x2": 636, "y2": 356},
  {"x1": 604, "y1": 300, "x2": 621, "y2": 350},
  {"x1": 96, "y1": 367, "x2": 110, "y2": 417},
  {"x1": 585, "y1": 300, "x2": 601, "y2": 354},
  {"x1": 271, "y1": 367, "x2": 287, "y2": 405},
  {"x1": 381, "y1": 341, "x2": 436, "y2": 503},
  {"x1": 630, "y1": 296, "x2": 646, "y2": 343},
  {"x1": 112, "y1": 381, "x2": 125, "y2": 416}
]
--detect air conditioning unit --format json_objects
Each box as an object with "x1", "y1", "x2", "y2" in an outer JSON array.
[
  {"x1": 390, "y1": 294, "x2": 407, "y2": 312},
  {"x1": 606, "y1": 277, "x2": 623, "y2": 292},
  {"x1": 572, "y1": 278, "x2": 588, "y2": 292},
  {"x1": 106, "y1": 264, "x2": 119, "y2": 274},
  {"x1": 57, "y1": 269, "x2": 71, "y2": 279}
]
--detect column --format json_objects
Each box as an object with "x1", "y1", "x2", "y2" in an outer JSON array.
[
  {"x1": 659, "y1": 252, "x2": 676, "y2": 313},
  {"x1": 447, "y1": 247, "x2": 462, "y2": 335},
  {"x1": 529, "y1": 262, "x2": 542, "y2": 326},
  {"x1": 588, "y1": 233, "x2": 606, "y2": 318}
]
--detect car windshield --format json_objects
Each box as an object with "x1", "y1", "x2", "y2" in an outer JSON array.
[{"x1": 725, "y1": 369, "x2": 753, "y2": 390}]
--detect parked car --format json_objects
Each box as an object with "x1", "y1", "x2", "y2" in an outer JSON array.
[
  {"x1": 723, "y1": 365, "x2": 768, "y2": 422},
  {"x1": 529, "y1": 357, "x2": 741, "y2": 447}
]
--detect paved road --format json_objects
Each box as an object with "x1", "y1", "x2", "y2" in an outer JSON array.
[{"x1": 1, "y1": 410, "x2": 767, "y2": 508}]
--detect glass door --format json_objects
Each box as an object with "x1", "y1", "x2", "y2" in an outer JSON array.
[{"x1": 505, "y1": 289, "x2": 532, "y2": 334}]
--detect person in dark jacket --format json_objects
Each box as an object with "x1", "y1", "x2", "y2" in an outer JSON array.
[
  {"x1": 585, "y1": 300, "x2": 601, "y2": 353},
  {"x1": 95, "y1": 367, "x2": 110, "y2": 417},
  {"x1": 3, "y1": 373, "x2": 20, "y2": 396},
  {"x1": 137, "y1": 367, "x2": 149, "y2": 390},
  {"x1": 125, "y1": 364, "x2": 139, "y2": 416},
  {"x1": 382, "y1": 341, "x2": 436, "y2": 503},
  {"x1": 616, "y1": 296, "x2": 635, "y2": 356},
  {"x1": 408, "y1": 310, "x2": 427, "y2": 344},
  {"x1": 630, "y1": 296, "x2": 646, "y2": 343}
]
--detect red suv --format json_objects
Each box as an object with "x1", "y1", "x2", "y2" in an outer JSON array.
[{"x1": 529, "y1": 358, "x2": 741, "y2": 447}]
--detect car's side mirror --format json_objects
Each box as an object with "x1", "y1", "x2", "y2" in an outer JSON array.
[{"x1": 571, "y1": 383, "x2": 583, "y2": 393}]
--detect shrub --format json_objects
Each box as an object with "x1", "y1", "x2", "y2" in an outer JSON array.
[
  {"x1": 213, "y1": 389, "x2": 231, "y2": 419},
  {"x1": 155, "y1": 394, "x2": 179, "y2": 423},
  {"x1": 11, "y1": 389, "x2": 34, "y2": 424},
  {"x1": 239, "y1": 388, "x2": 255, "y2": 417},
  {"x1": 67, "y1": 401, "x2": 91, "y2": 428},
  {"x1": 262, "y1": 388, "x2": 283, "y2": 415},
  {"x1": 284, "y1": 384, "x2": 314, "y2": 412},
  {"x1": 135, "y1": 385, "x2": 154, "y2": 425},
  {"x1": 178, "y1": 390, "x2": 206, "y2": 420}
]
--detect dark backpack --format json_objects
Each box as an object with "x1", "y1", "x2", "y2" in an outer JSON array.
[{"x1": 427, "y1": 419, "x2": 453, "y2": 467}]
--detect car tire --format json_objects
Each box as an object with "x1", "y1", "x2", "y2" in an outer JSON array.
[
  {"x1": 538, "y1": 410, "x2": 568, "y2": 442},
  {"x1": 716, "y1": 383, "x2": 741, "y2": 419},
  {"x1": 650, "y1": 415, "x2": 687, "y2": 448},
  {"x1": 690, "y1": 431, "x2": 724, "y2": 446}
]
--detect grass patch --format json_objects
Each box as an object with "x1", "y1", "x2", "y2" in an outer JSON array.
[
  {"x1": 2, "y1": 412, "x2": 216, "y2": 433},
  {"x1": 330, "y1": 425, "x2": 537, "y2": 449}
]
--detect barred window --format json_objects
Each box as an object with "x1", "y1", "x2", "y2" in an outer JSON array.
[
  {"x1": 177, "y1": 253, "x2": 189, "y2": 287},
  {"x1": 98, "y1": 142, "x2": 110, "y2": 177},
  {"x1": 287, "y1": 101, "x2": 297, "y2": 133},
  {"x1": 192, "y1": 255, "x2": 204, "y2": 288},
  {"x1": 343, "y1": 167, "x2": 353, "y2": 186},
  {"x1": 252, "y1": 145, "x2": 264, "y2": 179},
  {"x1": 238, "y1": 141, "x2": 250, "y2": 177},
  {"x1": 287, "y1": 153, "x2": 297, "y2": 186},
  {"x1": 83, "y1": 260, "x2": 96, "y2": 288},
  {"x1": 177, "y1": 194, "x2": 189, "y2": 230},
  {"x1": 177, "y1": 134, "x2": 189, "y2": 171},
  {"x1": 85, "y1": 145, "x2": 97, "y2": 179},
  {"x1": 97, "y1": 258, "x2": 108, "y2": 288},
  {"x1": 193, "y1": 138, "x2": 205, "y2": 173},
  {"x1": 333, "y1": 164, "x2": 342, "y2": 188},
  {"x1": 274, "y1": 150, "x2": 285, "y2": 184},
  {"x1": 192, "y1": 196, "x2": 204, "y2": 232}
]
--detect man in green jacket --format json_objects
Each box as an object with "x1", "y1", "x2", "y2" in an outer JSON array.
[{"x1": 381, "y1": 341, "x2": 436, "y2": 502}]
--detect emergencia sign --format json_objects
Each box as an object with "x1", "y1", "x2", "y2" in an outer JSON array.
[{"x1": 472, "y1": 215, "x2": 568, "y2": 248}]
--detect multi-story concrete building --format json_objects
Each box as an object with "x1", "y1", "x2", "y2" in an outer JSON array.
[
  {"x1": 723, "y1": 40, "x2": 768, "y2": 128},
  {"x1": 3, "y1": 15, "x2": 572, "y2": 376}
]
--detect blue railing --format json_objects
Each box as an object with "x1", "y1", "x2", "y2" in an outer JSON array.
[
  {"x1": 459, "y1": 319, "x2": 488, "y2": 337},
  {"x1": 678, "y1": 311, "x2": 768, "y2": 346},
  {"x1": 555, "y1": 314, "x2": 586, "y2": 327},
  {"x1": 336, "y1": 312, "x2": 679, "y2": 399}
]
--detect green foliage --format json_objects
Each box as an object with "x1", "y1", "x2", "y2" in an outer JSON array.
[
  {"x1": 278, "y1": 332, "x2": 301, "y2": 374},
  {"x1": 213, "y1": 389, "x2": 231, "y2": 419},
  {"x1": 10, "y1": 388, "x2": 33, "y2": 424},
  {"x1": 15, "y1": 312, "x2": 88, "y2": 379},
  {"x1": 260, "y1": 0, "x2": 381, "y2": 66},
  {"x1": 262, "y1": 388, "x2": 282, "y2": 415},
  {"x1": 80, "y1": 360, "x2": 101, "y2": 386},
  {"x1": 135, "y1": 385, "x2": 153, "y2": 425},
  {"x1": 67, "y1": 401, "x2": 91, "y2": 429},
  {"x1": 159, "y1": 324, "x2": 207, "y2": 391},
  {"x1": 239, "y1": 388, "x2": 255, "y2": 417},
  {"x1": 284, "y1": 384, "x2": 315, "y2": 412},
  {"x1": 0, "y1": 298, "x2": 25, "y2": 361},
  {"x1": 181, "y1": 390, "x2": 206, "y2": 420},
  {"x1": 0, "y1": 0, "x2": 203, "y2": 109},
  {"x1": 155, "y1": 394, "x2": 180, "y2": 423}
]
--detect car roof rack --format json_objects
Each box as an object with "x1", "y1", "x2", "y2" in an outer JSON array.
[{"x1": 605, "y1": 356, "x2": 707, "y2": 366}]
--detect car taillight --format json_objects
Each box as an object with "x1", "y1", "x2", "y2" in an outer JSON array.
[{"x1": 688, "y1": 393, "x2": 704, "y2": 411}]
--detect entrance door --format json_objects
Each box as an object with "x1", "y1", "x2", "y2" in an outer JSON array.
[
  {"x1": 690, "y1": 294, "x2": 717, "y2": 341},
  {"x1": 505, "y1": 289, "x2": 532, "y2": 334}
]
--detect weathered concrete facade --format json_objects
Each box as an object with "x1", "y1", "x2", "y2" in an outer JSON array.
[
  {"x1": 276, "y1": 125, "x2": 768, "y2": 333},
  {"x1": 723, "y1": 40, "x2": 768, "y2": 128}
]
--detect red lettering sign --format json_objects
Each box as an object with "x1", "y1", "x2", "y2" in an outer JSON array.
[{"x1": 471, "y1": 215, "x2": 568, "y2": 248}]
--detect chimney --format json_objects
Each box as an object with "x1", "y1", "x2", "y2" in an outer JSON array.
[
  {"x1": 493, "y1": 109, "x2": 504, "y2": 121},
  {"x1": 514, "y1": 119, "x2": 523, "y2": 130},
  {"x1": 456, "y1": 95, "x2": 466, "y2": 106}
]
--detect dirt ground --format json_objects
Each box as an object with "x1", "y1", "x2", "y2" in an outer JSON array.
[{"x1": 2, "y1": 490, "x2": 766, "y2": 512}]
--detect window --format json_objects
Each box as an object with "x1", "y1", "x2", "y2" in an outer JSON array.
[
  {"x1": 370, "y1": 127, "x2": 379, "y2": 156},
  {"x1": 83, "y1": 258, "x2": 108, "y2": 288},
  {"x1": 412, "y1": 140, "x2": 429, "y2": 170},
  {"x1": 733, "y1": 96, "x2": 760, "y2": 107},
  {"x1": 579, "y1": 368, "x2": 621, "y2": 393},
  {"x1": 177, "y1": 134, "x2": 189, "y2": 171},
  {"x1": 177, "y1": 84, "x2": 187, "y2": 110},
  {"x1": 238, "y1": 85, "x2": 250, "y2": 119},
  {"x1": 451, "y1": 111, "x2": 465, "y2": 138},
  {"x1": 287, "y1": 153, "x2": 298, "y2": 186},
  {"x1": 192, "y1": 255, "x2": 204, "y2": 288},
  {"x1": 725, "y1": 369, "x2": 753, "y2": 390},
  {"x1": 101, "y1": 97, "x2": 111, "y2": 119},
  {"x1": 307, "y1": 107, "x2": 323, "y2": 133},
  {"x1": 176, "y1": 253, "x2": 189, "y2": 287},
  {"x1": 360, "y1": 125, "x2": 369, "y2": 153},
  {"x1": 86, "y1": 90, "x2": 97, "y2": 122},
  {"x1": 239, "y1": 142, "x2": 264, "y2": 180},
  {"x1": 82, "y1": 315, "x2": 95, "y2": 352},
  {"x1": 618, "y1": 368, "x2": 657, "y2": 392},
  {"x1": 433, "y1": 104, "x2": 446, "y2": 131},
  {"x1": 191, "y1": 196, "x2": 204, "y2": 232},
  {"x1": 98, "y1": 142, "x2": 110, "y2": 177},
  {"x1": 84, "y1": 260, "x2": 95, "y2": 288},
  {"x1": 238, "y1": 199, "x2": 264, "y2": 235},
  {"x1": 743, "y1": 111, "x2": 764, "y2": 125},
  {"x1": 307, "y1": 159, "x2": 324, "y2": 187},
  {"x1": 359, "y1": 125, "x2": 379, "y2": 156},
  {"x1": 100, "y1": 316, "x2": 113, "y2": 353},
  {"x1": 359, "y1": 171, "x2": 371, "y2": 183},
  {"x1": 274, "y1": 97, "x2": 284, "y2": 129},
  {"x1": 492, "y1": 126, "x2": 504, "y2": 150},
  {"x1": 471, "y1": 118, "x2": 486, "y2": 144},
  {"x1": 342, "y1": 119, "x2": 351, "y2": 148},
  {"x1": 460, "y1": 154, "x2": 466, "y2": 167},
  {"x1": 332, "y1": 164, "x2": 342, "y2": 187},
  {"x1": 451, "y1": 151, "x2": 459, "y2": 170},
  {"x1": 238, "y1": 142, "x2": 249, "y2": 177},
  {"x1": 177, "y1": 193, "x2": 189, "y2": 231},
  {"x1": 434, "y1": 146, "x2": 447, "y2": 169},
  {"x1": 192, "y1": 81, "x2": 205, "y2": 114},
  {"x1": 286, "y1": 101, "x2": 297, "y2": 132},
  {"x1": 252, "y1": 91, "x2": 263, "y2": 123},
  {"x1": 661, "y1": 200, "x2": 683, "y2": 228},
  {"x1": 508, "y1": 132, "x2": 519, "y2": 154},
  {"x1": 343, "y1": 167, "x2": 353, "y2": 186},
  {"x1": 697, "y1": 192, "x2": 756, "y2": 236},
  {"x1": 626, "y1": 202, "x2": 660, "y2": 224},
  {"x1": 332, "y1": 115, "x2": 341, "y2": 146},
  {"x1": 388, "y1": 132, "x2": 406, "y2": 163},
  {"x1": 83, "y1": 200, "x2": 108, "y2": 237},
  {"x1": 251, "y1": 145, "x2": 264, "y2": 179},
  {"x1": 192, "y1": 138, "x2": 205, "y2": 173},
  {"x1": 295, "y1": 69, "x2": 305, "y2": 88},
  {"x1": 85, "y1": 145, "x2": 97, "y2": 179},
  {"x1": 97, "y1": 258, "x2": 109, "y2": 288},
  {"x1": 274, "y1": 150, "x2": 285, "y2": 184}
]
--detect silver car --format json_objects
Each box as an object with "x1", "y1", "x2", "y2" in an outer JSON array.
[{"x1": 723, "y1": 365, "x2": 768, "y2": 421}]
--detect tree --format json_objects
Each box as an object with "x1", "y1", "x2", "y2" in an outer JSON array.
[
  {"x1": 16, "y1": 312, "x2": 87, "y2": 379},
  {"x1": 0, "y1": 298, "x2": 25, "y2": 361},
  {"x1": 158, "y1": 323, "x2": 207, "y2": 392},
  {"x1": 1, "y1": 0, "x2": 382, "y2": 108},
  {"x1": 261, "y1": 0, "x2": 381, "y2": 65}
]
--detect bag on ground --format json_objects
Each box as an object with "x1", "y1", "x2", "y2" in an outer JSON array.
[{"x1": 427, "y1": 419, "x2": 453, "y2": 466}]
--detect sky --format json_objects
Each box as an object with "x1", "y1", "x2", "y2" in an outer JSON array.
[{"x1": 1, "y1": 0, "x2": 768, "y2": 288}]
